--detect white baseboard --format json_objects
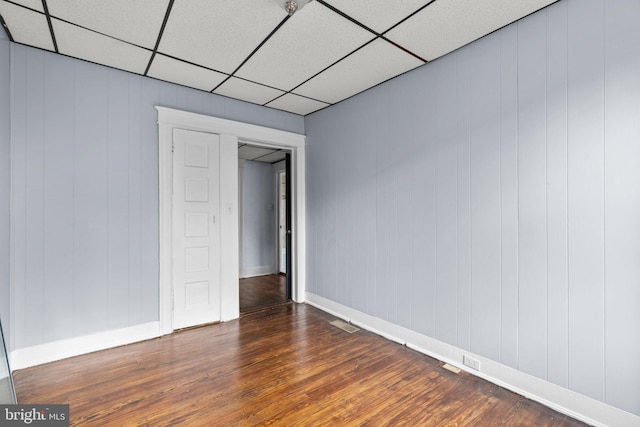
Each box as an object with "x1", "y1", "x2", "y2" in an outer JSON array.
[
  {"x1": 240, "y1": 265, "x2": 277, "y2": 279},
  {"x1": 10, "y1": 322, "x2": 161, "y2": 370},
  {"x1": 306, "y1": 292, "x2": 640, "y2": 427}
]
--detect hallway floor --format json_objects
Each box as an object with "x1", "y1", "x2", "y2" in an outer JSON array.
[{"x1": 239, "y1": 273, "x2": 287, "y2": 314}]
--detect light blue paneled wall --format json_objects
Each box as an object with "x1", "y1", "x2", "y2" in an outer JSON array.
[
  {"x1": 0, "y1": 26, "x2": 10, "y2": 347},
  {"x1": 305, "y1": 0, "x2": 640, "y2": 416},
  {"x1": 240, "y1": 159, "x2": 276, "y2": 277},
  {"x1": 10, "y1": 44, "x2": 303, "y2": 350}
]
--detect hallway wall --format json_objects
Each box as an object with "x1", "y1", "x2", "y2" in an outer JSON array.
[{"x1": 240, "y1": 159, "x2": 277, "y2": 278}]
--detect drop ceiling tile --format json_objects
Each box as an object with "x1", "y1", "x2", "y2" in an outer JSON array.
[
  {"x1": 148, "y1": 54, "x2": 227, "y2": 91},
  {"x1": 52, "y1": 19, "x2": 152, "y2": 74},
  {"x1": 295, "y1": 38, "x2": 423, "y2": 104},
  {"x1": 322, "y1": 0, "x2": 432, "y2": 33},
  {"x1": 159, "y1": 0, "x2": 286, "y2": 74},
  {"x1": 214, "y1": 77, "x2": 285, "y2": 106},
  {"x1": 47, "y1": 0, "x2": 170, "y2": 49},
  {"x1": 386, "y1": 0, "x2": 558, "y2": 61},
  {"x1": 5, "y1": 0, "x2": 43, "y2": 13},
  {"x1": 266, "y1": 93, "x2": 329, "y2": 116},
  {"x1": 238, "y1": 145, "x2": 277, "y2": 160},
  {"x1": 0, "y1": 1, "x2": 53, "y2": 50},
  {"x1": 236, "y1": 1, "x2": 375, "y2": 91},
  {"x1": 254, "y1": 150, "x2": 287, "y2": 163}
]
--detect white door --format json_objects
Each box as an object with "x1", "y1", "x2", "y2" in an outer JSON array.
[{"x1": 172, "y1": 128, "x2": 221, "y2": 329}]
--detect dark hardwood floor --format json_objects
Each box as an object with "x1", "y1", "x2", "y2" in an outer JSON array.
[
  {"x1": 239, "y1": 273, "x2": 287, "y2": 314},
  {"x1": 14, "y1": 304, "x2": 588, "y2": 426}
]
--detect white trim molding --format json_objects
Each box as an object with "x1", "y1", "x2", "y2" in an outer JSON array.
[
  {"x1": 156, "y1": 107, "x2": 306, "y2": 334},
  {"x1": 305, "y1": 292, "x2": 640, "y2": 427},
  {"x1": 240, "y1": 266, "x2": 278, "y2": 279},
  {"x1": 10, "y1": 322, "x2": 160, "y2": 370}
]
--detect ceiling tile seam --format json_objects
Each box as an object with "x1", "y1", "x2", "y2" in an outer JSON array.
[
  {"x1": 41, "y1": 0, "x2": 58, "y2": 53},
  {"x1": 156, "y1": 52, "x2": 229, "y2": 77},
  {"x1": 48, "y1": 16, "x2": 153, "y2": 52},
  {"x1": 380, "y1": 36, "x2": 427, "y2": 63},
  {"x1": 2, "y1": 0, "x2": 38, "y2": 13},
  {"x1": 211, "y1": 14, "x2": 291, "y2": 93},
  {"x1": 252, "y1": 150, "x2": 281, "y2": 161},
  {"x1": 315, "y1": 0, "x2": 379, "y2": 38},
  {"x1": 315, "y1": 0, "x2": 427, "y2": 64},
  {"x1": 262, "y1": 90, "x2": 331, "y2": 110},
  {"x1": 380, "y1": 0, "x2": 438, "y2": 35},
  {"x1": 0, "y1": 13, "x2": 13, "y2": 41},
  {"x1": 284, "y1": 36, "x2": 379, "y2": 99},
  {"x1": 215, "y1": 74, "x2": 287, "y2": 95},
  {"x1": 144, "y1": 0, "x2": 175, "y2": 76}
]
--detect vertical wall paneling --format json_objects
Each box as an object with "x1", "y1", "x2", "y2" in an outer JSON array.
[
  {"x1": 499, "y1": 24, "x2": 519, "y2": 370},
  {"x1": 390, "y1": 75, "x2": 418, "y2": 330},
  {"x1": 0, "y1": 27, "x2": 10, "y2": 345},
  {"x1": 456, "y1": 48, "x2": 472, "y2": 352},
  {"x1": 468, "y1": 35, "x2": 502, "y2": 361},
  {"x1": 10, "y1": 46, "x2": 26, "y2": 350},
  {"x1": 334, "y1": 118, "x2": 351, "y2": 308},
  {"x1": 73, "y1": 59, "x2": 110, "y2": 337},
  {"x1": 304, "y1": 0, "x2": 640, "y2": 417},
  {"x1": 517, "y1": 10, "x2": 548, "y2": 380},
  {"x1": 375, "y1": 90, "x2": 395, "y2": 320},
  {"x1": 42, "y1": 53, "x2": 75, "y2": 343},
  {"x1": 545, "y1": 0, "x2": 569, "y2": 389},
  {"x1": 410, "y1": 67, "x2": 436, "y2": 337},
  {"x1": 24, "y1": 50, "x2": 46, "y2": 346},
  {"x1": 567, "y1": 0, "x2": 605, "y2": 402},
  {"x1": 127, "y1": 74, "x2": 142, "y2": 326},
  {"x1": 10, "y1": 44, "x2": 304, "y2": 350},
  {"x1": 107, "y1": 69, "x2": 131, "y2": 329},
  {"x1": 138, "y1": 77, "x2": 160, "y2": 322},
  {"x1": 434, "y1": 56, "x2": 458, "y2": 346},
  {"x1": 603, "y1": 0, "x2": 640, "y2": 415},
  {"x1": 322, "y1": 114, "x2": 337, "y2": 305},
  {"x1": 353, "y1": 100, "x2": 378, "y2": 316}
]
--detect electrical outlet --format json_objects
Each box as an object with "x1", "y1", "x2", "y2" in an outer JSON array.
[{"x1": 463, "y1": 355, "x2": 480, "y2": 371}]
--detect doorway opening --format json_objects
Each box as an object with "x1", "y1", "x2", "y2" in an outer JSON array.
[
  {"x1": 157, "y1": 107, "x2": 306, "y2": 335},
  {"x1": 238, "y1": 143, "x2": 291, "y2": 314}
]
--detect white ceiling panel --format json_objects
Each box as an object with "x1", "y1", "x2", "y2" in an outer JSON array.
[
  {"x1": 322, "y1": 0, "x2": 431, "y2": 33},
  {"x1": 238, "y1": 145, "x2": 278, "y2": 160},
  {"x1": 253, "y1": 150, "x2": 287, "y2": 163},
  {"x1": 295, "y1": 38, "x2": 423, "y2": 104},
  {"x1": 214, "y1": 77, "x2": 284, "y2": 106},
  {"x1": 52, "y1": 19, "x2": 152, "y2": 74},
  {"x1": 47, "y1": 0, "x2": 169, "y2": 49},
  {"x1": 148, "y1": 54, "x2": 227, "y2": 91},
  {"x1": 236, "y1": 1, "x2": 375, "y2": 91},
  {"x1": 386, "y1": 0, "x2": 558, "y2": 61},
  {"x1": 5, "y1": 0, "x2": 43, "y2": 13},
  {"x1": 0, "y1": 1, "x2": 53, "y2": 51},
  {"x1": 266, "y1": 93, "x2": 329, "y2": 116},
  {"x1": 158, "y1": 0, "x2": 286, "y2": 74}
]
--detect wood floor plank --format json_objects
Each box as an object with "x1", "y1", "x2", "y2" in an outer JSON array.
[
  {"x1": 13, "y1": 304, "x2": 588, "y2": 426},
  {"x1": 239, "y1": 274, "x2": 287, "y2": 314}
]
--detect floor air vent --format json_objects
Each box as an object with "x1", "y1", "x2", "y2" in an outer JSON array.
[{"x1": 330, "y1": 319, "x2": 360, "y2": 334}]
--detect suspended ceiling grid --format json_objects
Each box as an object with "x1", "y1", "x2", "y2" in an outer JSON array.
[{"x1": 0, "y1": 0, "x2": 558, "y2": 116}]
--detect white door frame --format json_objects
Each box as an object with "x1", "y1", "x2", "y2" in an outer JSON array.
[{"x1": 156, "y1": 107, "x2": 306, "y2": 335}]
